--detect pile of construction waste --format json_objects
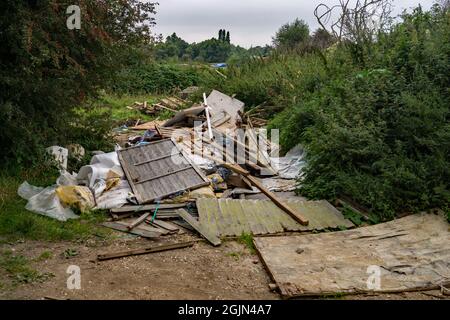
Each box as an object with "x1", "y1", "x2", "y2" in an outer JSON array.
[{"x1": 16, "y1": 89, "x2": 450, "y2": 299}]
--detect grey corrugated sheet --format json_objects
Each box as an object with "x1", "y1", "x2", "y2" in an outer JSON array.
[
  {"x1": 118, "y1": 139, "x2": 209, "y2": 204},
  {"x1": 196, "y1": 198, "x2": 354, "y2": 237}
]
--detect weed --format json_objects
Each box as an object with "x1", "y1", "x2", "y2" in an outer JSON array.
[
  {"x1": 227, "y1": 252, "x2": 241, "y2": 260},
  {"x1": 0, "y1": 250, "x2": 53, "y2": 285},
  {"x1": 62, "y1": 249, "x2": 79, "y2": 259},
  {"x1": 342, "y1": 207, "x2": 365, "y2": 226},
  {"x1": 35, "y1": 251, "x2": 53, "y2": 262},
  {"x1": 238, "y1": 233, "x2": 255, "y2": 254}
]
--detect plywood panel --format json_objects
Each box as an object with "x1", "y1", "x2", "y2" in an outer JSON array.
[{"x1": 254, "y1": 214, "x2": 450, "y2": 298}]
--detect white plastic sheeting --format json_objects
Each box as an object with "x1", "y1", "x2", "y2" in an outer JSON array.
[
  {"x1": 18, "y1": 150, "x2": 133, "y2": 221},
  {"x1": 270, "y1": 145, "x2": 306, "y2": 180},
  {"x1": 46, "y1": 146, "x2": 69, "y2": 171},
  {"x1": 95, "y1": 179, "x2": 132, "y2": 210},
  {"x1": 77, "y1": 152, "x2": 122, "y2": 188},
  {"x1": 18, "y1": 182, "x2": 79, "y2": 222},
  {"x1": 77, "y1": 151, "x2": 131, "y2": 210}
]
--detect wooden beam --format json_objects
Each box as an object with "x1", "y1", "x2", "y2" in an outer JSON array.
[
  {"x1": 134, "y1": 165, "x2": 193, "y2": 185},
  {"x1": 97, "y1": 241, "x2": 195, "y2": 261},
  {"x1": 127, "y1": 212, "x2": 152, "y2": 230},
  {"x1": 111, "y1": 203, "x2": 186, "y2": 213}
]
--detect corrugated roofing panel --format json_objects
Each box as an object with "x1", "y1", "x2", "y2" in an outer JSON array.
[{"x1": 196, "y1": 198, "x2": 354, "y2": 237}]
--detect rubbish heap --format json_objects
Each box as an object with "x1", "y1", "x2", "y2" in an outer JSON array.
[
  {"x1": 16, "y1": 89, "x2": 450, "y2": 298},
  {"x1": 17, "y1": 89, "x2": 350, "y2": 244}
]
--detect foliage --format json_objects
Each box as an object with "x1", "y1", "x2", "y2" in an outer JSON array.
[
  {"x1": 111, "y1": 62, "x2": 202, "y2": 94},
  {"x1": 273, "y1": 18, "x2": 310, "y2": 50},
  {"x1": 238, "y1": 232, "x2": 255, "y2": 254},
  {"x1": 0, "y1": 250, "x2": 54, "y2": 285},
  {"x1": 155, "y1": 31, "x2": 249, "y2": 63},
  {"x1": 0, "y1": 0, "x2": 157, "y2": 166},
  {"x1": 202, "y1": 6, "x2": 450, "y2": 219}
]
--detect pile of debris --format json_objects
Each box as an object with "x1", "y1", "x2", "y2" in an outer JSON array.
[
  {"x1": 16, "y1": 88, "x2": 450, "y2": 298},
  {"x1": 17, "y1": 89, "x2": 340, "y2": 242},
  {"x1": 128, "y1": 96, "x2": 186, "y2": 116}
]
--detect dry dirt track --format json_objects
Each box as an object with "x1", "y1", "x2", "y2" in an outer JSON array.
[{"x1": 0, "y1": 233, "x2": 447, "y2": 300}]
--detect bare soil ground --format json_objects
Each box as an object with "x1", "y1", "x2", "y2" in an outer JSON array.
[{"x1": 0, "y1": 230, "x2": 447, "y2": 300}]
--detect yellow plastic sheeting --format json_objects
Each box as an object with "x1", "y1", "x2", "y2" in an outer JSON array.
[{"x1": 56, "y1": 186, "x2": 95, "y2": 213}]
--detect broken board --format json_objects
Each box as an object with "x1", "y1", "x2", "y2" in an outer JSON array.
[
  {"x1": 254, "y1": 213, "x2": 450, "y2": 298},
  {"x1": 196, "y1": 198, "x2": 353, "y2": 237},
  {"x1": 101, "y1": 221, "x2": 169, "y2": 239},
  {"x1": 118, "y1": 139, "x2": 209, "y2": 204},
  {"x1": 177, "y1": 209, "x2": 222, "y2": 246},
  {"x1": 207, "y1": 90, "x2": 244, "y2": 124}
]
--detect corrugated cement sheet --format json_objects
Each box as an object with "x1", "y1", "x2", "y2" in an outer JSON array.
[
  {"x1": 196, "y1": 198, "x2": 354, "y2": 237},
  {"x1": 118, "y1": 139, "x2": 209, "y2": 204},
  {"x1": 254, "y1": 214, "x2": 450, "y2": 298}
]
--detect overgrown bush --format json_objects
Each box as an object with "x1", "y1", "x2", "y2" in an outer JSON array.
[
  {"x1": 111, "y1": 63, "x2": 201, "y2": 94},
  {"x1": 0, "y1": 0, "x2": 156, "y2": 166},
  {"x1": 204, "y1": 5, "x2": 450, "y2": 219}
]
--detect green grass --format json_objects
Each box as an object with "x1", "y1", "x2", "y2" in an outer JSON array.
[
  {"x1": 0, "y1": 249, "x2": 54, "y2": 285},
  {"x1": 227, "y1": 252, "x2": 241, "y2": 260},
  {"x1": 0, "y1": 166, "x2": 111, "y2": 242},
  {"x1": 237, "y1": 232, "x2": 256, "y2": 254},
  {"x1": 35, "y1": 251, "x2": 53, "y2": 262},
  {"x1": 85, "y1": 92, "x2": 162, "y2": 123}
]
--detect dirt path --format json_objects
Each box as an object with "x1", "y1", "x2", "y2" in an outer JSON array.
[
  {"x1": 0, "y1": 234, "x2": 447, "y2": 300},
  {"x1": 0, "y1": 233, "x2": 277, "y2": 300}
]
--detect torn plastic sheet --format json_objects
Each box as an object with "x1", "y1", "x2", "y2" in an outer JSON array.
[
  {"x1": 94, "y1": 179, "x2": 132, "y2": 210},
  {"x1": 77, "y1": 151, "x2": 123, "y2": 188},
  {"x1": 270, "y1": 145, "x2": 306, "y2": 180},
  {"x1": 260, "y1": 178, "x2": 298, "y2": 192},
  {"x1": 46, "y1": 146, "x2": 68, "y2": 171},
  {"x1": 18, "y1": 182, "x2": 79, "y2": 222}
]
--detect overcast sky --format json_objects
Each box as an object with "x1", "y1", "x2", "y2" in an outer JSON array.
[{"x1": 152, "y1": 0, "x2": 436, "y2": 48}]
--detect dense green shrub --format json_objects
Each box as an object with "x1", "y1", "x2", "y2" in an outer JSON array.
[
  {"x1": 111, "y1": 63, "x2": 201, "y2": 94},
  {"x1": 0, "y1": 0, "x2": 156, "y2": 166},
  {"x1": 203, "y1": 5, "x2": 450, "y2": 219}
]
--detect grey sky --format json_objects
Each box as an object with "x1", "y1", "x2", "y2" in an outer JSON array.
[{"x1": 153, "y1": 0, "x2": 435, "y2": 48}]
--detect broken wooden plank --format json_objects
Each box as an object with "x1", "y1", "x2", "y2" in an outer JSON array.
[
  {"x1": 177, "y1": 209, "x2": 222, "y2": 246},
  {"x1": 254, "y1": 214, "x2": 450, "y2": 298},
  {"x1": 97, "y1": 241, "x2": 195, "y2": 261},
  {"x1": 127, "y1": 212, "x2": 152, "y2": 230},
  {"x1": 154, "y1": 103, "x2": 177, "y2": 113},
  {"x1": 101, "y1": 221, "x2": 168, "y2": 239},
  {"x1": 146, "y1": 219, "x2": 180, "y2": 233},
  {"x1": 111, "y1": 203, "x2": 186, "y2": 214}
]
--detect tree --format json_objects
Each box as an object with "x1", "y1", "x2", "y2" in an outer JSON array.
[
  {"x1": 311, "y1": 28, "x2": 335, "y2": 49},
  {"x1": 0, "y1": 0, "x2": 157, "y2": 164},
  {"x1": 273, "y1": 18, "x2": 310, "y2": 50},
  {"x1": 219, "y1": 29, "x2": 225, "y2": 41},
  {"x1": 226, "y1": 31, "x2": 230, "y2": 43}
]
